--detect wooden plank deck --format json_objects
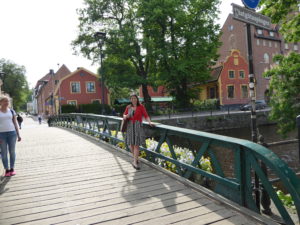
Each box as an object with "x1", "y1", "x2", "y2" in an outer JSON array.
[{"x1": 0, "y1": 117, "x2": 269, "y2": 225}]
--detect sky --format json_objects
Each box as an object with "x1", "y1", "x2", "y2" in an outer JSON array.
[{"x1": 0, "y1": 0, "x2": 242, "y2": 88}]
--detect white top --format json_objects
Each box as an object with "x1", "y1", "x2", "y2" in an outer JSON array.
[{"x1": 0, "y1": 109, "x2": 16, "y2": 132}]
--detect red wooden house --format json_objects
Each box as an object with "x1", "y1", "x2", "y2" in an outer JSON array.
[
  {"x1": 35, "y1": 65, "x2": 109, "y2": 116},
  {"x1": 54, "y1": 67, "x2": 109, "y2": 109}
]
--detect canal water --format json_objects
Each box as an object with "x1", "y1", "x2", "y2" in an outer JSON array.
[{"x1": 212, "y1": 124, "x2": 297, "y2": 143}]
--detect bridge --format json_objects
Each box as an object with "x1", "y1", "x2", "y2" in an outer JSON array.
[{"x1": 0, "y1": 115, "x2": 299, "y2": 225}]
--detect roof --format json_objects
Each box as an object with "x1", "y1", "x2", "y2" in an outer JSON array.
[
  {"x1": 208, "y1": 66, "x2": 223, "y2": 82},
  {"x1": 53, "y1": 67, "x2": 99, "y2": 95},
  {"x1": 114, "y1": 96, "x2": 174, "y2": 104},
  {"x1": 55, "y1": 64, "x2": 71, "y2": 80},
  {"x1": 190, "y1": 66, "x2": 223, "y2": 87},
  {"x1": 34, "y1": 73, "x2": 51, "y2": 89}
]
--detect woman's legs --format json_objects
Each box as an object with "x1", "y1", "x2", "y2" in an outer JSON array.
[
  {"x1": 7, "y1": 132, "x2": 17, "y2": 170},
  {"x1": 130, "y1": 145, "x2": 134, "y2": 155},
  {"x1": 133, "y1": 145, "x2": 139, "y2": 166},
  {"x1": 0, "y1": 134, "x2": 9, "y2": 170}
]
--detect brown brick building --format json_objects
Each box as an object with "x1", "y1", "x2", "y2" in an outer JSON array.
[{"x1": 218, "y1": 14, "x2": 300, "y2": 101}]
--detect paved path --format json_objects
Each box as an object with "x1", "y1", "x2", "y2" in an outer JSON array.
[{"x1": 0, "y1": 118, "x2": 264, "y2": 225}]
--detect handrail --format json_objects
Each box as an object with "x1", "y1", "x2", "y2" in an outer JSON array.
[{"x1": 49, "y1": 113, "x2": 300, "y2": 225}]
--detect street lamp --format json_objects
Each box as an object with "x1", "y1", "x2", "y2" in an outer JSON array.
[{"x1": 94, "y1": 31, "x2": 107, "y2": 114}]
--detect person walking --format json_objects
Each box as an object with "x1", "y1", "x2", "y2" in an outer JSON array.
[
  {"x1": 38, "y1": 115, "x2": 42, "y2": 124},
  {"x1": 0, "y1": 96, "x2": 21, "y2": 177},
  {"x1": 123, "y1": 94, "x2": 154, "y2": 170},
  {"x1": 17, "y1": 114, "x2": 23, "y2": 129}
]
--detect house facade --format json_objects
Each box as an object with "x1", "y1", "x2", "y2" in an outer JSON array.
[
  {"x1": 218, "y1": 14, "x2": 300, "y2": 101},
  {"x1": 54, "y1": 67, "x2": 109, "y2": 109},
  {"x1": 34, "y1": 65, "x2": 109, "y2": 116},
  {"x1": 196, "y1": 49, "x2": 250, "y2": 107}
]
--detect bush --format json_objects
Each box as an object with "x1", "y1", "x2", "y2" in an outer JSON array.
[
  {"x1": 61, "y1": 104, "x2": 77, "y2": 113},
  {"x1": 78, "y1": 103, "x2": 112, "y2": 114},
  {"x1": 193, "y1": 99, "x2": 219, "y2": 110},
  {"x1": 61, "y1": 103, "x2": 112, "y2": 115},
  {"x1": 114, "y1": 104, "x2": 128, "y2": 115}
]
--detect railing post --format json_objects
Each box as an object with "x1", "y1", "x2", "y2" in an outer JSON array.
[
  {"x1": 258, "y1": 135, "x2": 272, "y2": 215},
  {"x1": 297, "y1": 115, "x2": 300, "y2": 163}
]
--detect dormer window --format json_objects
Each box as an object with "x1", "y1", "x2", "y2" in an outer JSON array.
[
  {"x1": 257, "y1": 29, "x2": 263, "y2": 35},
  {"x1": 269, "y1": 31, "x2": 274, "y2": 37}
]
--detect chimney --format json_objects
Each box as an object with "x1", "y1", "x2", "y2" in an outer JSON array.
[{"x1": 50, "y1": 69, "x2": 55, "y2": 75}]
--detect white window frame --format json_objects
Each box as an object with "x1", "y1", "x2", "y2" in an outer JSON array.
[
  {"x1": 256, "y1": 39, "x2": 260, "y2": 46},
  {"x1": 257, "y1": 29, "x2": 263, "y2": 35},
  {"x1": 67, "y1": 100, "x2": 77, "y2": 106},
  {"x1": 70, "y1": 82, "x2": 81, "y2": 94},
  {"x1": 285, "y1": 43, "x2": 289, "y2": 50},
  {"x1": 294, "y1": 44, "x2": 298, "y2": 51},
  {"x1": 86, "y1": 81, "x2": 96, "y2": 93}
]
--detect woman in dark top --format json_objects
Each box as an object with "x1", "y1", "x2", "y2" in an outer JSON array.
[{"x1": 123, "y1": 94, "x2": 154, "y2": 169}]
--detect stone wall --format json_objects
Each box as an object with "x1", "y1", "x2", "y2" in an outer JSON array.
[{"x1": 155, "y1": 111, "x2": 273, "y2": 132}]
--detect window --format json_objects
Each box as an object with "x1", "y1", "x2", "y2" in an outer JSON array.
[
  {"x1": 269, "y1": 41, "x2": 272, "y2": 47},
  {"x1": 209, "y1": 87, "x2": 216, "y2": 99},
  {"x1": 264, "y1": 53, "x2": 270, "y2": 63},
  {"x1": 228, "y1": 70, "x2": 235, "y2": 79},
  {"x1": 257, "y1": 29, "x2": 263, "y2": 35},
  {"x1": 67, "y1": 100, "x2": 77, "y2": 105},
  {"x1": 234, "y1": 56, "x2": 239, "y2": 65},
  {"x1": 80, "y1": 72, "x2": 85, "y2": 77},
  {"x1": 71, "y1": 82, "x2": 80, "y2": 93},
  {"x1": 285, "y1": 43, "x2": 289, "y2": 49},
  {"x1": 256, "y1": 39, "x2": 260, "y2": 46},
  {"x1": 86, "y1": 82, "x2": 96, "y2": 93},
  {"x1": 228, "y1": 25, "x2": 234, "y2": 31},
  {"x1": 239, "y1": 70, "x2": 245, "y2": 79},
  {"x1": 263, "y1": 40, "x2": 266, "y2": 46},
  {"x1": 274, "y1": 42, "x2": 278, "y2": 48},
  {"x1": 269, "y1": 31, "x2": 274, "y2": 37},
  {"x1": 227, "y1": 85, "x2": 234, "y2": 99},
  {"x1": 294, "y1": 44, "x2": 298, "y2": 51},
  {"x1": 241, "y1": 85, "x2": 248, "y2": 98}
]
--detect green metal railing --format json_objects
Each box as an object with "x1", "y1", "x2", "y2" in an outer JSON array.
[{"x1": 49, "y1": 113, "x2": 300, "y2": 225}]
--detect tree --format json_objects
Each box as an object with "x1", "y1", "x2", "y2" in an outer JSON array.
[
  {"x1": 260, "y1": 0, "x2": 300, "y2": 135},
  {"x1": 73, "y1": 0, "x2": 221, "y2": 108},
  {"x1": 100, "y1": 57, "x2": 136, "y2": 104},
  {"x1": 260, "y1": 0, "x2": 300, "y2": 42},
  {"x1": 139, "y1": 0, "x2": 221, "y2": 108},
  {"x1": 0, "y1": 59, "x2": 30, "y2": 111},
  {"x1": 264, "y1": 53, "x2": 300, "y2": 135},
  {"x1": 72, "y1": 0, "x2": 153, "y2": 105}
]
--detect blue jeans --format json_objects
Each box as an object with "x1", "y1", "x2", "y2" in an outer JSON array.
[{"x1": 0, "y1": 131, "x2": 17, "y2": 170}]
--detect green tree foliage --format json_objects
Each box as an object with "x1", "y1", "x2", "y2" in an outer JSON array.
[
  {"x1": 263, "y1": 53, "x2": 300, "y2": 135},
  {"x1": 260, "y1": 0, "x2": 300, "y2": 42},
  {"x1": 72, "y1": 0, "x2": 153, "y2": 105},
  {"x1": 0, "y1": 59, "x2": 30, "y2": 111},
  {"x1": 73, "y1": 0, "x2": 221, "y2": 108},
  {"x1": 139, "y1": 0, "x2": 221, "y2": 108},
  {"x1": 260, "y1": 0, "x2": 300, "y2": 134}
]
